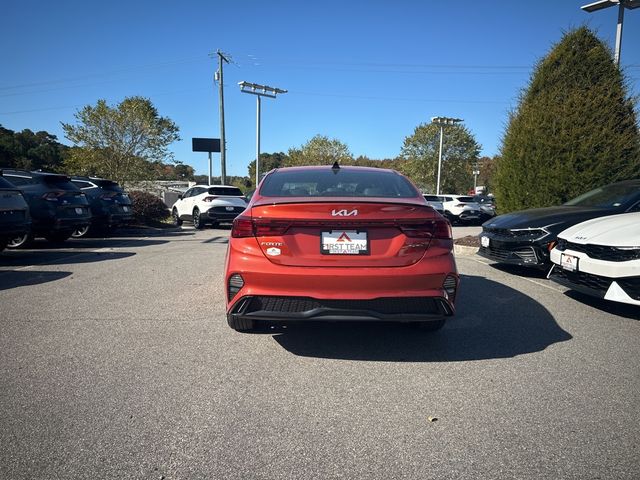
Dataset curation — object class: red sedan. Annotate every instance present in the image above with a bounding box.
[224,165,459,332]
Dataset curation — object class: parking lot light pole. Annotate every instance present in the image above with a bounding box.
[239,81,287,188]
[581,0,640,65]
[431,117,463,195]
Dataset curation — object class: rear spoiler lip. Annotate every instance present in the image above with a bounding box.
[251,198,429,208]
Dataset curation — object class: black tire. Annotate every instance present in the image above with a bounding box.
[193,208,205,229]
[7,233,33,249]
[71,225,91,238]
[227,316,255,332]
[409,319,446,332]
[45,232,72,243]
[172,208,183,226]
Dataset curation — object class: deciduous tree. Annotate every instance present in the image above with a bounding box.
[62,96,180,186]
[400,123,481,194]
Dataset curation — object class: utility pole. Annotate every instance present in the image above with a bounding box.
[216,50,229,185]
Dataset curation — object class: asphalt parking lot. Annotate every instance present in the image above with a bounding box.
[1,226,639,479]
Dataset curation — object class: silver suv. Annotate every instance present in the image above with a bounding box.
[171,185,247,229]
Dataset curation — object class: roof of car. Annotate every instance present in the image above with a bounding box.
[270,165,397,175]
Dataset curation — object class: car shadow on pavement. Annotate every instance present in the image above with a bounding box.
[24,238,168,250]
[564,291,640,320]
[0,270,73,290]
[0,251,135,267]
[489,263,550,279]
[271,274,572,362]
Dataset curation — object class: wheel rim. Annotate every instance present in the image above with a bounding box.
[72,225,90,238]
[8,234,28,248]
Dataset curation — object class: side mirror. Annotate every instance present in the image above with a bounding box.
[178,194,183,200]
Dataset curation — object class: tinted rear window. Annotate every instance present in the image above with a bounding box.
[260,169,419,198]
[457,196,475,202]
[208,187,243,196]
[423,195,440,201]
[44,178,81,190]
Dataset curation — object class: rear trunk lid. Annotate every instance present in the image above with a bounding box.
[243,200,448,267]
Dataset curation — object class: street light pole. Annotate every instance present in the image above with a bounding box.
[581,0,640,65]
[239,81,287,188]
[431,117,463,196]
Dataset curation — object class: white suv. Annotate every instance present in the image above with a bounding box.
[171,185,247,229]
[438,194,482,225]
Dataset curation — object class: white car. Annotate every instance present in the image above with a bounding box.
[423,194,444,214]
[171,185,247,229]
[438,194,482,224]
[548,212,640,306]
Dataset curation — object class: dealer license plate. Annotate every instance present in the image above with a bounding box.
[321,230,369,255]
[560,253,579,272]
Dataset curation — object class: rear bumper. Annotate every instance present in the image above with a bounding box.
[228,295,453,323]
[225,242,459,322]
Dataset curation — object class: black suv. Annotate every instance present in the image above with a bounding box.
[70,176,133,237]
[0,172,31,252]
[2,169,91,247]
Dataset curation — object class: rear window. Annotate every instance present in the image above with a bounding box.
[44,177,80,190]
[208,187,243,196]
[456,196,475,203]
[423,195,440,201]
[260,169,419,198]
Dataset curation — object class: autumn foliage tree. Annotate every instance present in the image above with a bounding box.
[496,27,640,213]
[62,96,180,186]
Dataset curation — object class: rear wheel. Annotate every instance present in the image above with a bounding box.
[409,319,446,332]
[71,225,91,238]
[45,232,72,243]
[7,233,33,249]
[193,208,205,229]
[172,208,183,226]
[227,316,255,332]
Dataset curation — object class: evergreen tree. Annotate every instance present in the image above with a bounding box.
[496,27,640,212]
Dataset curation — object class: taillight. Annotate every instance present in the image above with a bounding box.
[399,219,452,240]
[203,196,218,202]
[253,220,290,236]
[231,216,254,238]
[41,191,65,202]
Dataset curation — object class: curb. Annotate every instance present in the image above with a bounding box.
[454,245,479,256]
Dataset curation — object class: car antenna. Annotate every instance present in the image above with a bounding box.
[331,161,340,174]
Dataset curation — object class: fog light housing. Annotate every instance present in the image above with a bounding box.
[443,275,458,302]
[228,274,244,301]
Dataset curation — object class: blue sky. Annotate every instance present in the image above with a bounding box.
[2,0,639,178]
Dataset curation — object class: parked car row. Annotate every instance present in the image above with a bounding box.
[478,179,640,307]
[0,169,133,251]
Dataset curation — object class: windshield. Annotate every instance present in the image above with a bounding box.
[564,182,639,208]
[260,169,419,198]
